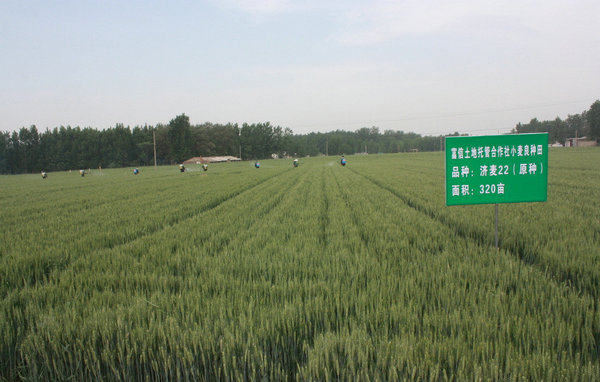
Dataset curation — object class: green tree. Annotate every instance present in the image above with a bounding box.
[191,124,215,156]
[19,125,41,172]
[207,123,240,156]
[110,124,135,167]
[240,122,286,159]
[7,131,22,173]
[132,125,155,166]
[587,100,600,142]
[0,132,9,173]
[168,114,193,163]
[566,113,585,137]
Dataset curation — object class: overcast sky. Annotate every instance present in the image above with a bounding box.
[1,0,599,136]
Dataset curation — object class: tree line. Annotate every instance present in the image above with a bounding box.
[0,114,441,174]
[1,100,599,174]
[512,100,600,143]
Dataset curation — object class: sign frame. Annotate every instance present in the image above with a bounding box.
[445,133,548,206]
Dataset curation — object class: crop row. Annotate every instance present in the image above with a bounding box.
[0,164,289,297]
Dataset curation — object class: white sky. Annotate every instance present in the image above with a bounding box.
[1,0,599,135]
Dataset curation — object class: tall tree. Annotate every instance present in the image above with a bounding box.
[7,131,22,174]
[566,113,585,137]
[168,114,193,163]
[132,125,154,166]
[0,132,9,173]
[19,125,41,172]
[587,100,600,142]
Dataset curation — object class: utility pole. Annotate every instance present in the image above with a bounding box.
[153,127,157,168]
[238,127,242,160]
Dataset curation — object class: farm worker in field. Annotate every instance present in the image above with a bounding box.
[179,164,185,172]
[255,161,260,168]
[340,156,347,166]
[293,159,299,167]
[202,164,208,171]
[79,169,85,177]
[41,171,47,179]
[133,168,139,175]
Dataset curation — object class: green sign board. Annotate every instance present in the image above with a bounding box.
[445,133,548,206]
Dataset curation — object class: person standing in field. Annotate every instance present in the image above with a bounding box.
[293,159,299,167]
[340,156,347,166]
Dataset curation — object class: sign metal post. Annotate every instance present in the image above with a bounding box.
[495,204,498,250]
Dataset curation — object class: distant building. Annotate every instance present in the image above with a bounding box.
[183,156,241,164]
[565,137,597,147]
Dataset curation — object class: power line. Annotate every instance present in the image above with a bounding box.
[289,98,595,132]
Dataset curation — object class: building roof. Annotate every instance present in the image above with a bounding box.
[183,156,241,164]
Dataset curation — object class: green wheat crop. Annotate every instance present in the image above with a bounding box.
[1,151,599,381]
